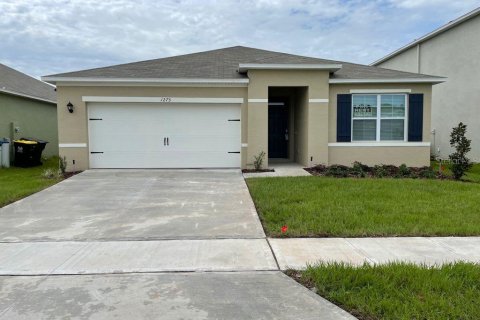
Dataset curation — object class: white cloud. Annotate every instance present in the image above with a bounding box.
[0,0,478,78]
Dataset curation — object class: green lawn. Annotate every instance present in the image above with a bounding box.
[0,157,62,208]
[290,262,480,320]
[246,176,480,237]
[431,161,480,183]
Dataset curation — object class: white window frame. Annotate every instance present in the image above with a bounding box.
[351,93,408,142]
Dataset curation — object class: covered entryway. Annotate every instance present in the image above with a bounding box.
[268,87,308,164]
[87,102,241,168]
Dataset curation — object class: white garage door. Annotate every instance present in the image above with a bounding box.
[87,102,241,168]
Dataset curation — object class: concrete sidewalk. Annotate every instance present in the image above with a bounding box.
[269,237,480,269]
[243,162,311,178]
[0,239,277,275]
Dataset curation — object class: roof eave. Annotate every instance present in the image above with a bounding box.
[372,7,480,66]
[41,77,250,87]
[329,78,447,84]
[238,63,342,73]
[0,88,56,104]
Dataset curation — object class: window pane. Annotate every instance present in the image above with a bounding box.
[353,120,377,141]
[381,94,405,118]
[353,95,377,118]
[380,119,404,140]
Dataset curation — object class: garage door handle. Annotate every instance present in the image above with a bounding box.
[164,137,166,146]
[167,137,169,146]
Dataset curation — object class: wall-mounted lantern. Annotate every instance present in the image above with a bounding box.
[67,101,74,113]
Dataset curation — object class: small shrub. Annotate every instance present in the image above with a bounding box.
[59,156,67,175]
[373,165,388,178]
[352,161,369,177]
[325,165,350,177]
[449,122,472,180]
[42,168,60,179]
[418,167,437,179]
[253,151,266,171]
[398,164,411,177]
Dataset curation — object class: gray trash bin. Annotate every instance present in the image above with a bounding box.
[1,138,10,168]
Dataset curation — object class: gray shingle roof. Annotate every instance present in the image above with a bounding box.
[0,63,56,103]
[44,46,443,81]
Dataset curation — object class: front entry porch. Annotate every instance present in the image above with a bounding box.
[268,87,309,166]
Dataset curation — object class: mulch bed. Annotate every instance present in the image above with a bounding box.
[305,163,449,180]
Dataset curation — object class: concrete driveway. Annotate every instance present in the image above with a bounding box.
[0,169,356,320]
[0,169,264,241]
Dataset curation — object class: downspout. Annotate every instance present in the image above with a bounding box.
[416,44,421,73]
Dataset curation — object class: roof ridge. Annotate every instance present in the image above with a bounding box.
[44,46,245,77]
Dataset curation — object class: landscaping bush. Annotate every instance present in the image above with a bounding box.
[398,164,411,177]
[325,165,350,177]
[352,161,369,177]
[306,162,445,180]
[253,151,266,171]
[373,165,387,178]
[449,122,472,180]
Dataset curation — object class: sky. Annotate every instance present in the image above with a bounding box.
[0,0,479,79]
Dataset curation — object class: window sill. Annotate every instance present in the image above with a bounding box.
[328,142,430,147]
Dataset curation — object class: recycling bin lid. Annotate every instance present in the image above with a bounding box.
[14,139,38,145]
[20,137,48,144]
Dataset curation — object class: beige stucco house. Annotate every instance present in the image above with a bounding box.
[42,46,444,171]
[373,8,480,161]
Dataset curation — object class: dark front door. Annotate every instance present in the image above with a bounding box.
[268,103,288,158]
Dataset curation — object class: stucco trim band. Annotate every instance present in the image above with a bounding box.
[248,99,268,103]
[308,99,329,103]
[350,89,412,93]
[82,97,244,104]
[59,143,87,148]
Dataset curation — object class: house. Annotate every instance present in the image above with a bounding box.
[0,63,58,158]
[372,7,480,162]
[41,46,444,171]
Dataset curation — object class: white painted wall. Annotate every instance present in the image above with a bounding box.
[376,14,480,161]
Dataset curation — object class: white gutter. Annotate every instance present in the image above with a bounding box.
[371,7,480,65]
[329,77,446,84]
[0,88,56,104]
[238,63,342,73]
[41,77,249,86]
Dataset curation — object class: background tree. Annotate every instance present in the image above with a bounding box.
[449,122,472,180]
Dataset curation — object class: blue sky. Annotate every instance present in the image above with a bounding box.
[1,0,479,78]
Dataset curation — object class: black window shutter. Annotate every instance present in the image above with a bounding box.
[337,94,352,142]
[408,94,424,142]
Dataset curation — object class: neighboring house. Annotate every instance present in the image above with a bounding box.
[42,46,444,171]
[0,63,58,157]
[372,7,480,162]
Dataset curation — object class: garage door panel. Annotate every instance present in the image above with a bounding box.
[88,102,241,168]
